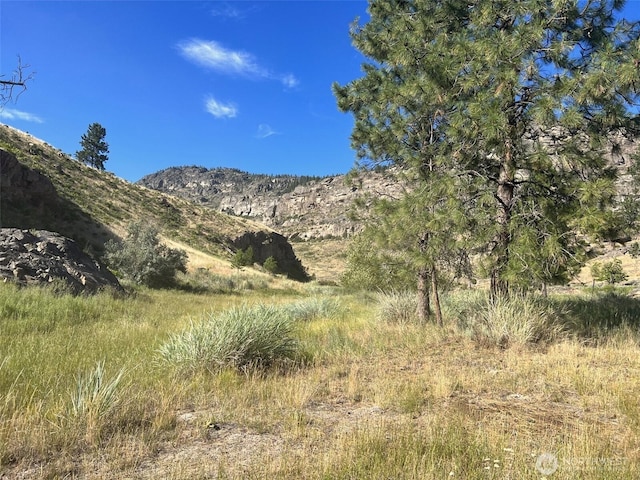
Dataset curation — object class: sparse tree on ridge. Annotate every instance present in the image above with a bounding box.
[76,122,109,170]
[334,0,640,310]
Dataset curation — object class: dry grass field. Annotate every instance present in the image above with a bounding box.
[1,272,640,479]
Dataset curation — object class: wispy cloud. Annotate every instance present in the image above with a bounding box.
[210,3,259,20]
[178,38,299,88]
[256,123,280,139]
[280,73,299,89]
[0,108,43,123]
[205,96,237,119]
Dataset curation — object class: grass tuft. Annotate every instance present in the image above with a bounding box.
[282,296,342,322]
[69,361,125,419]
[446,291,565,347]
[374,291,420,324]
[158,304,302,373]
[68,361,126,445]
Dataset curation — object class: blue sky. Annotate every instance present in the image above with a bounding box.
[0,1,369,182]
[2,1,640,183]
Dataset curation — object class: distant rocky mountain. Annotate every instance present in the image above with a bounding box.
[139,129,639,242]
[138,166,402,240]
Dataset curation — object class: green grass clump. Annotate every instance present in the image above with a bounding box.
[177,269,270,293]
[69,361,125,420]
[68,361,126,445]
[375,291,419,324]
[445,291,565,347]
[158,304,302,373]
[282,296,342,322]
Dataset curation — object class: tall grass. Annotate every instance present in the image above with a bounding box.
[176,269,270,293]
[553,291,640,342]
[442,291,565,346]
[374,290,419,324]
[281,296,342,322]
[158,304,302,373]
[3,280,640,478]
[68,361,126,445]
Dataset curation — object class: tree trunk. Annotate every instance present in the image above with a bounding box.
[491,143,516,299]
[417,266,431,323]
[430,268,443,326]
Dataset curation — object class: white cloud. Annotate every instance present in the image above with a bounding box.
[210,3,259,19]
[210,4,243,19]
[178,39,265,77]
[280,73,299,89]
[0,108,43,123]
[256,123,280,138]
[178,38,299,87]
[205,96,237,119]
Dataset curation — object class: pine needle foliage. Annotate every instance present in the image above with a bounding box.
[76,122,109,170]
[334,0,640,298]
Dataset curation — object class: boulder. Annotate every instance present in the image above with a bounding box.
[0,228,123,293]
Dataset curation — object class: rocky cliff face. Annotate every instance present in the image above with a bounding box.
[138,167,401,240]
[138,130,638,242]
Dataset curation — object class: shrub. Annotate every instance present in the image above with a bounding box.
[231,246,254,269]
[263,256,279,275]
[158,304,301,373]
[104,222,187,288]
[590,258,628,285]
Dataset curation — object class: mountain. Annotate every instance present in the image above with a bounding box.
[138,166,402,240]
[0,124,310,281]
[139,129,640,243]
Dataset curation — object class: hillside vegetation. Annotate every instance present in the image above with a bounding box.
[0,123,272,263]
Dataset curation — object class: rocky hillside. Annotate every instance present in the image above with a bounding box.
[0,124,310,281]
[138,166,402,240]
[139,130,639,242]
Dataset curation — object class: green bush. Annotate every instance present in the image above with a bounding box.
[104,222,187,288]
[231,246,254,269]
[263,256,279,275]
[158,304,301,373]
[590,258,628,285]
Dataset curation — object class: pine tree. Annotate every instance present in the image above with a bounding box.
[334,0,640,303]
[76,122,109,170]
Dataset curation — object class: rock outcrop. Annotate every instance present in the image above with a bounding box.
[232,231,309,282]
[0,228,123,293]
[0,147,57,210]
[138,167,402,240]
